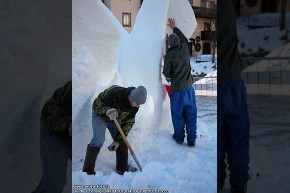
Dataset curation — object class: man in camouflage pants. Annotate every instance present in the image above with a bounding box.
[83,85,147,175]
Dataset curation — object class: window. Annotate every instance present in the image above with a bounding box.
[122,12,131,27]
[201,0,214,8]
[203,43,211,54]
[201,0,209,8]
[204,22,211,31]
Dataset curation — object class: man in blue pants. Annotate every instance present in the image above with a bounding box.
[217,0,250,192]
[163,18,197,147]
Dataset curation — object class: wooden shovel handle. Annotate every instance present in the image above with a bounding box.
[113,119,135,154]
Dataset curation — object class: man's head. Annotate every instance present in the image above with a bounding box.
[129,86,147,108]
[168,33,180,47]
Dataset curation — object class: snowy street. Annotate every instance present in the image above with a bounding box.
[73,95,217,193]
[219,95,290,193]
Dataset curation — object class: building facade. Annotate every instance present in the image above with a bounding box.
[190,0,217,56]
[102,0,141,33]
[102,0,217,57]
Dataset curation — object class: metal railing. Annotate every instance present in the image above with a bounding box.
[241,56,290,127]
[191,6,217,19]
[241,57,290,96]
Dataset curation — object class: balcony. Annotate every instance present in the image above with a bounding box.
[201,30,216,41]
[192,6,217,19]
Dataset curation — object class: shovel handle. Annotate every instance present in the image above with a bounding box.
[113,119,135,155]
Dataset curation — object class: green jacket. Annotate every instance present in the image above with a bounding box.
[163,27,193,91]
[93,85,138,143]
[41,81,72,145]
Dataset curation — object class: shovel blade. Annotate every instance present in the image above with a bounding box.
[131,154,142,172]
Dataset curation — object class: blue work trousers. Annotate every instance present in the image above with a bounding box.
[170,86,197,143]
[217,75,250,187]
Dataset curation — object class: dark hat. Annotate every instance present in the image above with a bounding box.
[168,33,180,47]
[130,86,147,105]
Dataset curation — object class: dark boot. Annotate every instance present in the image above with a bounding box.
[231,185,247,193]
[172,134,183,145]
[116,143,137,175]
[82,144,100,175]
[187,141,195,147]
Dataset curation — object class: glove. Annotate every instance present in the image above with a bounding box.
[106,108,118,120]
[108,141,119,151]
[68,124,72,136]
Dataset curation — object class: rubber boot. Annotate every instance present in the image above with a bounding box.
[82,144,100,175]
[116,143,137,175]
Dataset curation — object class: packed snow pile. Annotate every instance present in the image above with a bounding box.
[237,13,290,56]
[72,0,216,192]
[194,70,217,85]
[244,43,290,72]
[190,58,216,76]
[193,70,217,96]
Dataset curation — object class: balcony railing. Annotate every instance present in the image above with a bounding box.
[192,6,217,19]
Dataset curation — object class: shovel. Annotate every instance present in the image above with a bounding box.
[113,119,142,172]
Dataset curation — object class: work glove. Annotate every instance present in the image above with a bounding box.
[108,141,119,151]
[68,124,72,136]
[106,108,118,120]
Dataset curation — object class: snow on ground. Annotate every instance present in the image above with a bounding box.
[194,70,217,84]
[73,95,217,193]
[237,25,289,55]
[190,55,217,96]
[190,59,216,76]
[237,13,290,55]
[220,96,290,193]
[246,96,290,193]
[244,43,290,72]
[73,0,216,192]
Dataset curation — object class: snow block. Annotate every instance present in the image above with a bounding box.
[72,0,129,170]
[167,0,197,39]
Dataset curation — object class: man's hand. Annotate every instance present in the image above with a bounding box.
[108,141,119,151]
[167,18,176,29]
[68,124,72,136]
[106,108,118,120]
